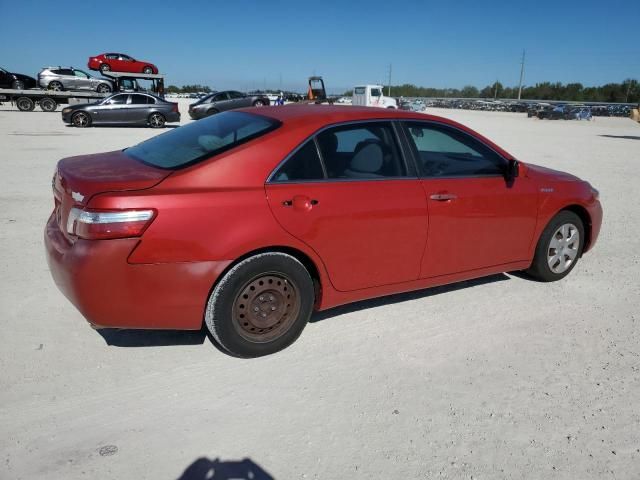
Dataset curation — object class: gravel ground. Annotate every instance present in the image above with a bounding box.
[1,99,639,479]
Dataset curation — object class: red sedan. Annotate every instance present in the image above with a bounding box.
[87,53,158,74]
[44,106,602,357]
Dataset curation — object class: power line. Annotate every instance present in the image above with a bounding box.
[517,49,526,100]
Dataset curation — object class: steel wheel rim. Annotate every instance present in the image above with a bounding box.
[17,99,31,110]
[101,64,110,72]
[74,113,88,127]
[50,83,62,91]
[547,223,580,273]
[42,99,55,111]
[98,84,109,93]
[150,114,163,127]
[232,273,300,343]
[144,67,152,74]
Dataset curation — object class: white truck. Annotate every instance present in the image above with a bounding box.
[352,85,397,109]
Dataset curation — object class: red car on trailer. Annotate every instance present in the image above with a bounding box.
[88,53,158,74]
[44,105,602,357]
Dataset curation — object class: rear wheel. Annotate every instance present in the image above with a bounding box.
[39,97,57,112]
[11,80,24,90]
[525,210,584,282]
[205,252,315,357]
[72,111,91,128]
[142,66,153,74]
[252,99,265,107]
[16,96,35,111]
[99,63,110,73]
[48,81,63,91]
[148,112,165,128]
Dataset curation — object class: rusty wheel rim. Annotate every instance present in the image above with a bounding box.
[232,273,300,343]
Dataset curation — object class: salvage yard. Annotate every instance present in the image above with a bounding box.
[1,101,639,479]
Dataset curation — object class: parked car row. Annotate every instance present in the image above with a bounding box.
[188,90,270,120]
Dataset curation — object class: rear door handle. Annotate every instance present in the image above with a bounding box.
[282,196,319,210]
[429,193,457,201]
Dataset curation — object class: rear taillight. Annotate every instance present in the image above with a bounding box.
[67,208,155,240]
[172,103,179,113]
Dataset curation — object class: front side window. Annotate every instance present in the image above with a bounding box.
[213,93,230,102]
[119,55,133,61]
[316,122,406,179]
[271,140,324,182]
[125,111,280,169]
[106,94,128,105]
[370,88,382,97]
[404,122,506,177]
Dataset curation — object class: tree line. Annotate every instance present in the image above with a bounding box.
[166,84,213,94]
[345,79,639,103]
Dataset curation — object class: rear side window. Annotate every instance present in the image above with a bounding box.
[131,94,154,104]
[125,111,280,169]
[404,122,507,177]
[271,140,324,182]
[316,122,406,179]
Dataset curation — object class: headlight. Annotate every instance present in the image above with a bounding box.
[62,107,72,114]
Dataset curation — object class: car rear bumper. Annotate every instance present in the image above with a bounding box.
[167,112,181,123]
[44,212,229,329]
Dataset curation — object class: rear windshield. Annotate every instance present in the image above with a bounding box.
[125,111,280,169]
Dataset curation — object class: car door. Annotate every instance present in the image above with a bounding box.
[73,69,92,90]
[127,94,153,123]
[401,121,538,278]
[228,90,251,108]
[212,92,232,111]
[265,121,428,292]
[95,94,129,123]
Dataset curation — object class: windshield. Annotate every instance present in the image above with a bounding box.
[125,111,281,169]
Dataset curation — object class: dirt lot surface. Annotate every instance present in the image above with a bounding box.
[1,99,639,479]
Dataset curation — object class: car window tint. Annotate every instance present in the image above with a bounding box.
[228,91,244,99]
[130,94,148,105]
[404,122,506,177]
[59,69,74,76]
[214,93,230,101]
[125,111,280,169]
[108,95,128,105]
[316,123,406,179]
[272,140,324,182]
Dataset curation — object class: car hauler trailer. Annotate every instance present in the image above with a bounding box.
[0,72,166,112]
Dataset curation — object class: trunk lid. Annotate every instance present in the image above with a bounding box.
[53,150,171,242]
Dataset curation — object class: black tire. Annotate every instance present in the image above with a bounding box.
[16,96,35,111]
[11,80,24,90]
[142,66,153,74]
[72,111,92,128]
[39,97,57,112]
[205,252,315,358]
[148,112,165,128]
[96,83,111,93]
[525,210,585,282]
[99,63,110,73]
[48,81,63,91]
[252,99,265,107]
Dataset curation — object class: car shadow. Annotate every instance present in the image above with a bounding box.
[64,124,179,129]
[176,457,274,480]
[96,327,206,347]
[310,273,510,323]
[96,274,511,347]
[599,134,640,140]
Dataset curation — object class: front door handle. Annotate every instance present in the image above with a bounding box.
[282,196,319,211]
[429,193,457,201]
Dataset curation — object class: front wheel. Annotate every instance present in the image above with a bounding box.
[205,252,315,357]
[525,210,584,282]
[16,96,35,111]
[72,111,91,128]
[148,112,165,128]
[96,83,111,93]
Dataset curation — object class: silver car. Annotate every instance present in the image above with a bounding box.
[38,67,113,93]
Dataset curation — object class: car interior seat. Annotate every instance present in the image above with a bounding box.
[344,143,384,178]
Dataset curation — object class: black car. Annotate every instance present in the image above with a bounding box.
[0,66,37,90]
[61,92,180,128]
[188,90,270,120]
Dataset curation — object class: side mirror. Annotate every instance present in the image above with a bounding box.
[506,159,519,179]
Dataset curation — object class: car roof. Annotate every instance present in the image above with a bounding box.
[246,104,514,159]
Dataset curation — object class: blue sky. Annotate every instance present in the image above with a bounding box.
[1,0,638,93]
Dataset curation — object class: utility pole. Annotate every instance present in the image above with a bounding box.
[494,80,498,100]
[517,49,526,100]
[387,64,392,97]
